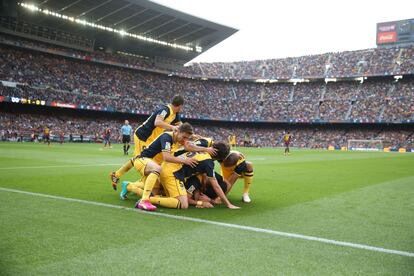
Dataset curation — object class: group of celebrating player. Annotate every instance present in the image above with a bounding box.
[109,95,253,211]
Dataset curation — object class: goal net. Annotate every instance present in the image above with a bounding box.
[347,139,383,151]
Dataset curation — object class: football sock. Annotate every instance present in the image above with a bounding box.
[150,196,181,209]
[129,186,143,197]
[141,171,160,200]
[123,145,126,154]
[115,159,133,178]
[127,181,144,196]
[126,145,130,152]
[243,171,254,194]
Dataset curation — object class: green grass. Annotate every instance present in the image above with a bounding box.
[0,142,413,275]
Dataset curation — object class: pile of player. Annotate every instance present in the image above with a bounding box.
[109,95,253,211]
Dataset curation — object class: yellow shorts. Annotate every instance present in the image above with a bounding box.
[160,173,186,198]
[132,157,162,192]
[152,153,163,166]
[132,156,152,176]
[133,134,146,157]
[133,134,164,165]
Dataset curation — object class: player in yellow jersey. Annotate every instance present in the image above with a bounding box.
[121,142,239,209]
[116,123,198,211]
[219,151,254,203]
[109,95,184,188]
[43,126,50,146]
[228,134,236,148]
[171,146,239,209]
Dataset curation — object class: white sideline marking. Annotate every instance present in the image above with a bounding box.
[0,163,121,170]
[0,187,413,258]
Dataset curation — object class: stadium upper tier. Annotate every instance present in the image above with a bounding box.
[1,33,413,80]
[179,46,413,80]
[0,36,413,124]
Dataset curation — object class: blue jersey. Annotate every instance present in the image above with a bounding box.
[173,152,215,181]
[140,132,174,159]
[173,137,213,157]
[135,104,181,142]
[121,125,132,136]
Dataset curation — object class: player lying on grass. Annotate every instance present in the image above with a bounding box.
[219,151,254,203]
[185,173,231,208]
[120,142,240,209]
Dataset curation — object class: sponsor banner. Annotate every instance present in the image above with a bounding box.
[1,81,17,88]
[377,22,396,32]
[0,96,4,102]
[51,102,77,109]
[377,31,397,44]
[350,147,381,151]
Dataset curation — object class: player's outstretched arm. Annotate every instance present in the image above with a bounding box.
[184,141,217,156]
[162,152,198,167]
[187,193,214,208]
[207,176,239,209]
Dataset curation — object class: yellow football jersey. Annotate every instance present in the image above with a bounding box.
[220,151,247,179]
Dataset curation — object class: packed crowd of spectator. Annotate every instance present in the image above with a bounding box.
[1,45,413,123]
[2,32,413,80]
[1,112,412,150]
[0,112,123,143]
[179,46,413,79]
[0,33,181,72]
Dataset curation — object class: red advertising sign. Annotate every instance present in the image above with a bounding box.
[0,96,4,102]
[377,32,397,44]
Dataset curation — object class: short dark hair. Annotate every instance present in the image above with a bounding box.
[222,151,239,166]
[171,94,184,107]
[178,122,193,135]
[212,142,230,162]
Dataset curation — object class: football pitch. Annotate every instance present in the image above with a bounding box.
[0,142,413,275]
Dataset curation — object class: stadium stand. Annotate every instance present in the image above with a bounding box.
[1,40,413,123]
[178,46,413,79]
[0,10,413,151]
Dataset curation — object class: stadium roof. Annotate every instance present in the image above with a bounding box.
[8,0,238,62]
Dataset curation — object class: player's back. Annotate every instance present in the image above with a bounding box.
[171,152,214,181]
[135,104,180,142]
